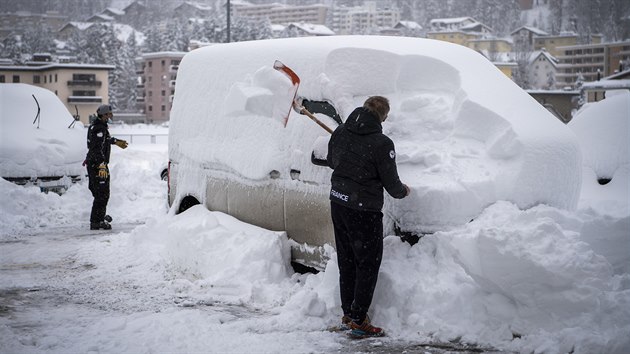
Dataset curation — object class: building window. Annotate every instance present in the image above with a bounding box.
[55,74,57,82]
[33,75,41,84]
[148,62,152,67]
[13,75,20,83]
[0,75,5,83]
[149,105,153,111]
[49,74,52,82]
[161,105,166,111]
[149,91,152,97]
[161,90,165,96]
[73,73,96,82]
[44,75,47,83]
[161,60,165,67]
[72,90,96,96]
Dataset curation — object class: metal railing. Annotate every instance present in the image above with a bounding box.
[110,133,168,144]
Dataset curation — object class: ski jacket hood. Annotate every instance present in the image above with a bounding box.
[344,107,383,135]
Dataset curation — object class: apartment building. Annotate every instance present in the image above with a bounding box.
[533,32,602,57]
[230,2,328,25]
[135,52,186,123]
[555,41,630,87]
[0,55,113,124]
[331,1,400,35]
[426,17,493,46]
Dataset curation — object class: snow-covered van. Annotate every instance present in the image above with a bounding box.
[168,36,581,269]
[0,84,85,193]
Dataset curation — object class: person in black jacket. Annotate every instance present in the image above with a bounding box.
[85,104,128,230]
[326,96,409,338]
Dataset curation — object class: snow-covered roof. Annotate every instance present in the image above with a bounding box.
[288,23,334,36]
[0,63,115,71]
[62,21,94,31]
[395,21,422,30]
[87,14,115,22]
[430,17,474,25]
[104,7,125,16]
[460,21,493,33]
[141,51,187,59]
[511,26,549,36]
[177,1,213,11]
[603,69,630,80]
[528,49,558,66]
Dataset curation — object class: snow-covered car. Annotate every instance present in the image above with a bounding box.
[168,36,581,269]
[0,84,86,193]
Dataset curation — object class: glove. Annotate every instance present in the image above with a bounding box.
[98,163,109,179]
[114,139,128,149]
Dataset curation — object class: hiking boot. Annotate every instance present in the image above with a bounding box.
[104,215,112,223]
[348,315,385,338]
[340,315,352,330]
[90,221,112,230]
[327,315,353,332]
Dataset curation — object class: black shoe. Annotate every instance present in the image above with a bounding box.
[90,221,112,230]
[104,215,112,223]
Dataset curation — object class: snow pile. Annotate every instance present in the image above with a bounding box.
[0,84,86,179]
[569,91,629,216]
[0,127,628,353]
[0,144,167,238]
[170,36,581,232]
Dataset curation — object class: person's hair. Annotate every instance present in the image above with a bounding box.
[363,96,389,121]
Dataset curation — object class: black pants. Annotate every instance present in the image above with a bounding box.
[87,164,110,223]
[330,201,383,322]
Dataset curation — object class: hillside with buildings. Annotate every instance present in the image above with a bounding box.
[1,0,628,123]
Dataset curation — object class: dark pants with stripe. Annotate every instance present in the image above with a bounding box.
[330,201,383,323]
[87,163,110,224]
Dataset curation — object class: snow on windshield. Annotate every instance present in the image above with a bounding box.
[170,36,581,232]
[0,83,86,178]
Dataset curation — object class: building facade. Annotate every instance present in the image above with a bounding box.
[231,2,328,26]
[533,33,602,57]
[330,1,400,35]
[528,49,558,89]
[555,41,630,87]
[135,52,186,123]
[0,58,113,124]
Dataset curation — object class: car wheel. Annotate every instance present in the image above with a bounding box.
[178,196,200,214]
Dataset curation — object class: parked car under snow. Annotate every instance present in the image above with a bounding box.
[168,36,581,269]
[0,84,86,193]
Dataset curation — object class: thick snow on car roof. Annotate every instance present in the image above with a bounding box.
[170,36,581,232]
[0,83,86,179]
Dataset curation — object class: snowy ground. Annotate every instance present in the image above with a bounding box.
[1,137,629,353]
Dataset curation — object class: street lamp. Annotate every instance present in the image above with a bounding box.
[227,0,231,43]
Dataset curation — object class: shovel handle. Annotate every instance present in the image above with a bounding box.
[292,100,334,134]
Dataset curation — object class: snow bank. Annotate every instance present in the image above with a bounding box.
[0,126,627,353]
[569,91,629,215]
[170,36,581,232]
[0,84,86,179]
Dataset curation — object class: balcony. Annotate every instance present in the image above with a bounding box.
[169,65,179,72]
[67,80,102,87]
[136,97,145,103]
[67,96,102,104]
[169,80,176,88]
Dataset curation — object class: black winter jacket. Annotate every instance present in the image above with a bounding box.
[326,107,407,212]
[86,118,117,166]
